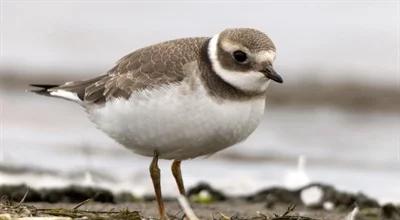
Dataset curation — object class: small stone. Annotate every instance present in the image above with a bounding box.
[187,182,226,201]
[323,201,334,211]
[300,186,323,207]
[0,214,11,220]
[114,192,138,203]
[382,203,400,220]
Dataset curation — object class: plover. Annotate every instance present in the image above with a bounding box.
[31,28,283,219]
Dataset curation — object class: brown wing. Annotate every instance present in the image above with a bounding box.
[56,37,207,104]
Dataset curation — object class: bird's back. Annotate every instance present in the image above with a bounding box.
[32,37,209,105]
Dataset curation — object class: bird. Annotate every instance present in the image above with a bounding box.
[31,28,283,219]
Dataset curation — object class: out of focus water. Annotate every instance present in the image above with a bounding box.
[1,1,399,87]
[1,1,399,204]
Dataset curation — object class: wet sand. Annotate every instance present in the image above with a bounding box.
[0,183,399,219]
[27,201,349,220]
[0,200,395,220]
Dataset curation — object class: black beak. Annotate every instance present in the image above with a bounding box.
[260,66,283,83]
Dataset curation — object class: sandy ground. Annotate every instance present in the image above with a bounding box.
[1,201,352,220]
[1,182,399,220]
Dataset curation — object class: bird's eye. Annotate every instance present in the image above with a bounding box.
[232,50,248,63]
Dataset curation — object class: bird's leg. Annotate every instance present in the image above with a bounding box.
[171,160,186,195]
[150,151,167,220]
[172,160,200,220]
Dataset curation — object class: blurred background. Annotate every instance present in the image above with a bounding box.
[1,1,399,203]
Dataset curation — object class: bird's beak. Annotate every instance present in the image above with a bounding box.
[260,66,283,83]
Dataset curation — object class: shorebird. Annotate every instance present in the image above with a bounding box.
[31,28,283,219]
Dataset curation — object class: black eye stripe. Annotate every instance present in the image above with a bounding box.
[232,50,248,63]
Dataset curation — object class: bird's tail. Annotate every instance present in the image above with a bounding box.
[30,75,106,103]
[30,83,82,102]
[30,84,60,96]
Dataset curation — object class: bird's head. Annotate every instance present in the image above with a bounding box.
[208,28,283,94]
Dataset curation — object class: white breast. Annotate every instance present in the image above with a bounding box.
[87,81,266,160]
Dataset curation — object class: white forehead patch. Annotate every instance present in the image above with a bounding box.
[208,34,270,93]
[220,39,276,63]
[255,50,276,63]
[220,39,250,54]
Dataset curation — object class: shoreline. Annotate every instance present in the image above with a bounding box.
[0,182,399,219]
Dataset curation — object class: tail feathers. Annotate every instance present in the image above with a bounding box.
[30,84,60,96]
[30,84,81,102]
[30,75,107,103]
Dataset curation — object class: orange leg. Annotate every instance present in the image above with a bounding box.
[149,151,167,220]
[171,160,186,195]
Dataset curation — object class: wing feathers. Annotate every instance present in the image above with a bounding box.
[31,37,208,105]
